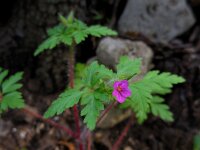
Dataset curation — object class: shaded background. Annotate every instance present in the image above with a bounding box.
[0,0,200,149]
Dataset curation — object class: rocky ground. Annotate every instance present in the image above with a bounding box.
[0,0,200,149]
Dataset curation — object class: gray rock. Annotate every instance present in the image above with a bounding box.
[96,37,153,73]
[118,0,195,42]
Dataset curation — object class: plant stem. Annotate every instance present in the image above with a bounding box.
[82,101,117,146]
[22,107,76,138]
[96,101,117,125]
[111,116,134,150]
[87,131,92,150]
[68,42,82,150]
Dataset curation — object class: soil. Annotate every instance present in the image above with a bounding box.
[0,0,200,150]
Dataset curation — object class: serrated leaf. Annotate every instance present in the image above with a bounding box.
[44,89,82,118]
[0,68,24,114]
[143,71,185,94]
[81,94,104,130]
[83,62,99,87]
[60,34,73,45]
[47,24,65,36]
[0,92,24,111]
[121,81,151,123]
[86,25,117,37]
[0,70,8,85]
[73,30,88,44]
[83,61,115,88]
[98,64,115,79]
[117,56,141,79]
[150,96,174,122]
[34,36,61,56]
[2,72,23,94]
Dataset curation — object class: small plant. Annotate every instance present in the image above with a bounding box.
[34,11,117,56]
[0,68,24,114]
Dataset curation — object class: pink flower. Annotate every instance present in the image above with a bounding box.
[112,80,132,103]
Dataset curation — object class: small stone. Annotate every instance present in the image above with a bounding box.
[96,37,153,73]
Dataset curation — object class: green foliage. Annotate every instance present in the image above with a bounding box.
[194,133,200,150]
[143,71,185,94]
[121,60,185,123]
[80,92,105,130]
[0,68,24,114]
[44,56,185,130]
[44,89,83,118]
[44,60,113,130]
[117,56,141,79]
[121,81,152,123]
[34,12,117,56]
[150,96,173,122]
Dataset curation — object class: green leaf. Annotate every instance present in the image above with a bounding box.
[83,62,99,87]
[150,96,174,122]
[0,68,24,114]
[81,93,104,130]
[59,14,69,26]
[60,34,73,45]
[98,64,115,79]
[0,92,24,111]
[47,24,65,36]
[117,56,141,79]
[75,63,86,79]
[73,30,88,44]
[34,36,61,56]
[2,72,23,94]
[44,89,82,118]
[86,25,117,37]
[194,133,200,150]
[66,11,74,25]
[82,61,115,88]
[0,70,8,85]
[121,81,151,123]
[143,71,185,94]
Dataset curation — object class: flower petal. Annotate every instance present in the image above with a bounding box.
[121,88,132,97]
[112,89,119,97]
[116,94,126,103]
[112,90,126,103]
[113,81,121,88]
[120,80,129,88]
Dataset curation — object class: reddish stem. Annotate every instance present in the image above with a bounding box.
[68,42,82,150]
[87,131,92,150]
[96,101,117,125]
[111,116,134,150]
[22,107,76,138]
